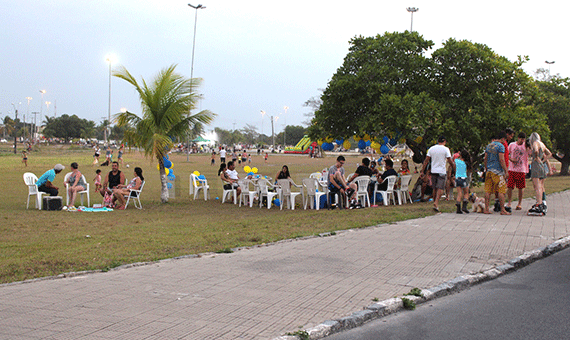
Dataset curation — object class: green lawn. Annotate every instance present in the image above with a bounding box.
[1,143,568,284]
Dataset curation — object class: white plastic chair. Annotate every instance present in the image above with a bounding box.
[190,173,210,200]
[64,173,90,207]
[302,178,326,210]
[398,175,413,204]
[354,176,371,207]
[124,181,145,209]
[257,178,279,209]
[23,172,47,210]
[277,179,302,210]
[374,175,397,206]
[238,179,257,207]
[221,180,237,204]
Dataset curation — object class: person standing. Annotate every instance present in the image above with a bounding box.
[483,132,510,215]
[506,132,528,211]
[455,150,472,214]
[528,132,553,215]
[36,164,65,196]
[219,147,226,164]
[421,136,455,212]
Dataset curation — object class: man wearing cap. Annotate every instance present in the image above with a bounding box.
[36,164,65,196]
[421,136,455,212]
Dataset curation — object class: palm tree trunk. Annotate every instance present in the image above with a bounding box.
[158,166,169,203]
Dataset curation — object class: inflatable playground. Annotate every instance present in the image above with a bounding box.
[284,136,317,154]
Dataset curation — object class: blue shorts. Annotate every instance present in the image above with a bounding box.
[455,177,469,188]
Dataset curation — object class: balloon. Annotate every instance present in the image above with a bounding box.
[334,139,343,146]
[353,135,361,141]
[198,175,206,180]
[168,174,175,181]
[248,172,254,176]
[274,198,281,207]
[167,182,173,189]
[252,167,258,174]
[244,166,251,173]
[343,140,351,150]
[383,136,389,144]
[157,164,160,170]
[390,138,397,146]
[193,171,200,176]
[363,134,371,141]
[325,137,333,143]
[365,140,371,147]
[380,144,390,154]
[163,159,172,168]
[358,140,366,150]
[317,139,323,146]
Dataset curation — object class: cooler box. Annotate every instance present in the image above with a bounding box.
[42,196,63,211]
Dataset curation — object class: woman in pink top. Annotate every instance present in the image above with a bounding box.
[506,132,529,210]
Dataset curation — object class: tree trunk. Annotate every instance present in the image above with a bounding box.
[159,165,169,203]
[553,152,570,176]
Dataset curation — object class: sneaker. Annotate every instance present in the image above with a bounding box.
[504,206,512,213]
[541,202,547,214]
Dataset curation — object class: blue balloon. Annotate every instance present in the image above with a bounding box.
[198,174,206,180]
[389,138,397,146]
[168,174,175,181]
[383,136,389,144]
[365,140,371,147]
[167,182,173,189]
[358,140,366,150]
[334,139,343,145]
[163,159,172,168]
[248,172,254,176]
[380,144,390,154]
[274,199,281,207]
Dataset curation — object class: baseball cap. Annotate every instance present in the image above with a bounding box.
[54,164,65,171]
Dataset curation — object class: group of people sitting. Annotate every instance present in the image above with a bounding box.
[327,155,411,208]
[36,161,144,210]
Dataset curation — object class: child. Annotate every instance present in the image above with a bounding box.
[22,151,28,167]
[455,149,472,214]
[264,152,268,163]
[211,152,216,166]
[94,169,102,192]
[248,154,252,164]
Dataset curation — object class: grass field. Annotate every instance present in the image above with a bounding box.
[1,143,568,284]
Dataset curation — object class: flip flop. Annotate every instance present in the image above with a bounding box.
[515,206,522,210]
[433,206,440,213]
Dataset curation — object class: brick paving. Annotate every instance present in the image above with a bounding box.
[1,191,569,339]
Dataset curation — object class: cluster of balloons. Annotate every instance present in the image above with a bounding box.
[244,166,258,177]
[157,155,176,181]
[316,133,408,155]
[192,170,206,184]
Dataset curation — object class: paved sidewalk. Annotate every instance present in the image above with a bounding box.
[1,191,569,339]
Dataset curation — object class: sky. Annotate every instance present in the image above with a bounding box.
[1,0,568,136]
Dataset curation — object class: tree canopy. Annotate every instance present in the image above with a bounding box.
[308,31,548,164]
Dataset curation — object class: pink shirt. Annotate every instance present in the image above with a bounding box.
[508,142,528,173]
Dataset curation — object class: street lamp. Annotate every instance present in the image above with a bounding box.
[187,3,206,162]
[11,103,20,154]
[545,61,555,78]
[38,90,46,142]
[282,106,289,146]
[105,53,117,144]
[26,96,32,140]
[45,101,51,117]
[406,7,419,32]
[260,110,266,136]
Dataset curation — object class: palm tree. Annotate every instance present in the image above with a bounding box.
[114,64,215,203]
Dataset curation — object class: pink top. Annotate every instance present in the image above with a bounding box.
[508,142,528,173]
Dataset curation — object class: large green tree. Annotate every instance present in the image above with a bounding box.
[309,31,548,165]
[114,64,215,203]
[533,76,570,175]
[42,114,92,141]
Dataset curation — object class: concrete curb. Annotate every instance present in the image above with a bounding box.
[273,235,570,340]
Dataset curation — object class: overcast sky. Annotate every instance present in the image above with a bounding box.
[1,0,567,135]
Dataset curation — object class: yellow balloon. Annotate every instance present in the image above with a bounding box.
[244,166,251,173]
[363,134,371,141]
[165,168,170,175]
[317,139,323,146]
[343,140,351,149]
[353,135,361,141]
[371,141,380,150]
[252,167,258,174]
[193,170,200,176]
[325,137,333,143]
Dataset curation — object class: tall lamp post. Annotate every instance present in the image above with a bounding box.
[260,110,266,146]
[187,3,206,162]
[282,106,288,147]
[406,7,419,32]
[105,54,117,144]
[38,90,46,143]
[26,96,32,140]
[11,103,20,154]
[545,61,555,78]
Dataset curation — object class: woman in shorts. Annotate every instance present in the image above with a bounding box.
[454,150,472,214]
[528,132,553,214]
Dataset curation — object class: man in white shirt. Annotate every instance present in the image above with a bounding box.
[220,148,227,164]
[421,136,455,212]
[225,161,241,196]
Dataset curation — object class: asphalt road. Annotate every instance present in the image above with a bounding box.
[326,247,570,340]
